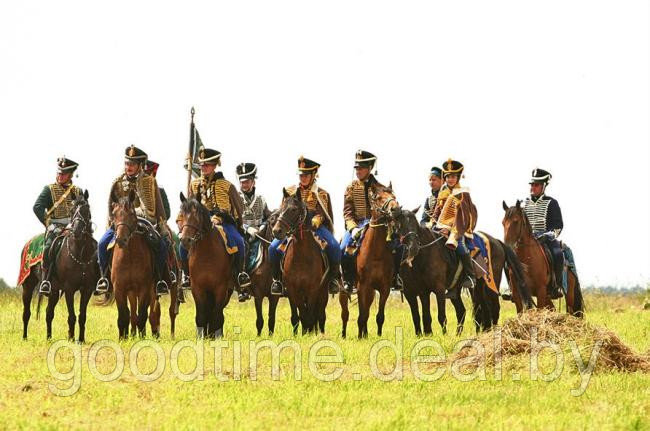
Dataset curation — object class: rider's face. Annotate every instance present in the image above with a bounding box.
[240,178,254,192]
[530,182,544,197]
[355,166,370,181]
[299,173,313,187]
[445,174,458,187]
[201,163,216,176]
[429,175,442,191]
[56,172,72,185]
[124,161,140,177]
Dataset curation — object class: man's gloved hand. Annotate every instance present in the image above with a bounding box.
[539,231,556,242]
[135,207,145,218]
[311,215,322,230]
[351,227,362,240]
[247,226,259,237]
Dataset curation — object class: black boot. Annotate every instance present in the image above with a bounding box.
[341,256,356,294]
[270,262,284,296]
[549,256,564,299]
[39,262,53,297]
[328,265,343,294]
[459,254,477,290]
[234,255,251,302]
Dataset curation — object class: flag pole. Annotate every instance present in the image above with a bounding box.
[186,107,195,196]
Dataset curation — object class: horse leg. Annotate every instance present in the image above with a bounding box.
[318,299,326,334]
[149,297,161,339]
[290,304,300,336]
[254,295,264,337]
[375,288,389,337]
[450,295,466,336]
[136,290,149,338]
[115,289,130,339]
[22,276,36,340]
[127,290,138,337]
[214,303,225,339]
[64,290,76,341]
[78,287,93,343]
[339,293,349,339]
[299,304,311,335]
[45,290,60,340]
[434,293,447,335]
[193,291,208,338]
[208,295,220,339]
[356,286,373,339]
[169,283,178,339]
[404,292,422,336]
[268,295,279,336]
[420,292,433,336]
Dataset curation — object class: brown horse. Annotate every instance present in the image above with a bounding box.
[111,191,161,339]
[502,200,584,317]
[179,193,234,338]
[340,183,398,338]
[22,191,99,342]
[250,211,281,336]
[392,207,533,334]
[272,189,328,335]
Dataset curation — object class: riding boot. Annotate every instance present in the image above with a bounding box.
[328,265,343,294]
[181,259,191,290]
[234,255,251,302]
[154,263,170,297]
[270,262,284,296]
[390,247,404,291]
[39,261,53,297]
[549,256,564,299]
[95,266,110,295]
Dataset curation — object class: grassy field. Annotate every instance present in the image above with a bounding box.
[0,288,649,430]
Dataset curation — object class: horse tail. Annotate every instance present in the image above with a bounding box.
[501,241,535,309]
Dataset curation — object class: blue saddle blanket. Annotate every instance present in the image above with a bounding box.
[467,234,488,258]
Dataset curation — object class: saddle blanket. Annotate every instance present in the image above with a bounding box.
[469,232,498,295]
[17,233,44,286]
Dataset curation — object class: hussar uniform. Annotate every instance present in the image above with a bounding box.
[523,168,566,298]
[420,166,442,228]
[178,146,251,301]
[236,163,271,272]
[269,157,342,295]
[96,145,171,296]
[32,157,83,295]
[339,150,403,292]
[432,159,478,298]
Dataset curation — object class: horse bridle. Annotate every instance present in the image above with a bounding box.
[276,200,307,236]
[180,218,205,244]
[507,207,527,250]
[66,202,96,267]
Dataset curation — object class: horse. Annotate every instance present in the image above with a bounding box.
[250,211,281,336]
[111,190,161,339]
[391,207,533,334]
[179,193,234,338]
[502,200,584,317]
[23,190,99,342]
[339,182,398,338]
[271,189,328,335]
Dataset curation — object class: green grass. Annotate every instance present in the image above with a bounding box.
[0,289,648,430]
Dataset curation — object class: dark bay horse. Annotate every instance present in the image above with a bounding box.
[250,211,280,336]
[179,193,234,338]
[111,191,161,339]
[23,191,99,342]
[340,183,398,338]
[272,189,328,335]
[392,208,533,334]
[502,201,584,317]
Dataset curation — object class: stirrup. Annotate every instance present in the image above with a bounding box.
[238,290,251,302]
[237,272,252,289]
[177,289,186,303]
[39,280,52,296]
[156,280,169,295]
[181,273,191,290]
[169,271,177,285]
[328,279,341,294]
[95,278,109,294]
[391,274,404,291]
[270,280,284,296]
[343,281,356,295]
[461,276,476,290]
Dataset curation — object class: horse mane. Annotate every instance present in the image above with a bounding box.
[180,197,213,232]
[505,204,533,236]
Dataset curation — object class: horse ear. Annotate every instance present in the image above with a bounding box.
[388,181,393,191]
[282,187,289,199]
[128,189,136,203]
[412,205,421,214]
[502,200,508,212]
[295,189,302,201]
[83,189,89,201]
[515,199,521,209]
[180,192,186,203]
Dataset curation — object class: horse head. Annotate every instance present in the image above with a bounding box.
[502,199,529,247]
[272,188,307,240]
[179,192,210,250]
[390,206,421,267]
[113,190,138,248]
[71,189,92,239]
[369,182,399,223]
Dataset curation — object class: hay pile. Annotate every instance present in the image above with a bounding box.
[453,309,650,373]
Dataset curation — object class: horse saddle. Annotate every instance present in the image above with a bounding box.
[445,232,499,294]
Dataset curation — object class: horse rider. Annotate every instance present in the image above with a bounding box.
[432,159,478,300]
[420,166,443,228]
[237,162,271,271]
[33,157,83,296]
[144,159,171,221]
[179,146,252,302]
[269,156,342,296]
[96,145,171,296]
[523,168,564,299]
[340,150,403,293]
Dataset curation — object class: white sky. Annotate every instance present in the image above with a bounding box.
[1,1,648,287]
